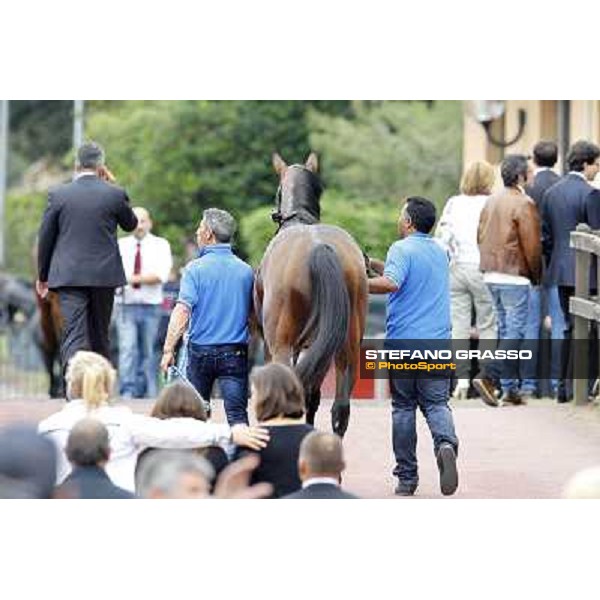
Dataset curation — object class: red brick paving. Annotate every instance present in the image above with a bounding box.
[2,396,600,499]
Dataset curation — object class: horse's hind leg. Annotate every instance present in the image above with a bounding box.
[332,361,354,437]
[332,309,363,436]
[306,388,321,425]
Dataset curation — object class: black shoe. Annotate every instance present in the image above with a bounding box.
[556,381,571,403]
[395,481,417,496]
[437,443,458,496]
[473,377,499,407]
[500,390,525,406]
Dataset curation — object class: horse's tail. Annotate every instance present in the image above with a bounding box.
[296,243,350,392]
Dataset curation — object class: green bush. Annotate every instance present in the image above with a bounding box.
[4,191,46,279]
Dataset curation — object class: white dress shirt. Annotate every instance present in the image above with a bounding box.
[38,400,231,491]
[569,171,587,181]
[118,233,173,305]
[302,477,340,489]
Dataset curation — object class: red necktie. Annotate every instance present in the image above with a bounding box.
[133,241,142,289]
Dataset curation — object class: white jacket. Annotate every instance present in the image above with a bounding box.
[38,400,231,492]
[435,194,489,266]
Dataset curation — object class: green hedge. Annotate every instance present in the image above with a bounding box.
[4,191,46,279]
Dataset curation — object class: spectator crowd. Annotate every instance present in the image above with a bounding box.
[1,354,356,499]
[436,139,600,407]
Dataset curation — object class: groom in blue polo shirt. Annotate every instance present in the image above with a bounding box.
[160,208,254,425]
[368,197,459,496]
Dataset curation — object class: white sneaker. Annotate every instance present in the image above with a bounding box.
[452,379,469,400]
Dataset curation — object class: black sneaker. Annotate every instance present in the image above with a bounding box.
[473,377,499,407]
[394,481,417,496]
[437,443,458,496]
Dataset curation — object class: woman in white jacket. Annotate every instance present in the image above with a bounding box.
[436,161,498,399]
[38,351,268,492]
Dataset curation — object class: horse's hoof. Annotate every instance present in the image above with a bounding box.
[331,403,350,438]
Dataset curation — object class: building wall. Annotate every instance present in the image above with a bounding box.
[463,101,600,179]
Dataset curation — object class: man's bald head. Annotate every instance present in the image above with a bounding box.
[298,431,346,481]
[133,206,152,239]
[66,419,110,468]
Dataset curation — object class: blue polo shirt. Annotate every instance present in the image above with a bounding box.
[178,244,254,345]
[384,232,451,340]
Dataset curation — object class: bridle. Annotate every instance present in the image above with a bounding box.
[271,183,299,228]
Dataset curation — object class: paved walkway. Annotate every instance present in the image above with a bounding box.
[1,396,599,498]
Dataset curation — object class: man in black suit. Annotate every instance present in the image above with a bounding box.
[542,140,600,402]
[283,431,358,499]
[527,141,561,211]
[36,142,138,374]
[521,141,561,400]
[58,419,134,499]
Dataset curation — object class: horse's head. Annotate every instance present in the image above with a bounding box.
[271,152,322,228]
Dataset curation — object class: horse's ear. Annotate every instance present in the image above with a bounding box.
[305,152,319,173]
[272,152,287,176]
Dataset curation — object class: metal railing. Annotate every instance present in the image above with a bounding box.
[0,325,48,400]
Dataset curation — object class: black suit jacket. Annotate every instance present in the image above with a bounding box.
[38,174,137,288]
[583,186,600,230]
[526,169,560,284]
[60,466,135,499]
[283,483,358,499]
[541,173,596,288]
[526,169,560,212]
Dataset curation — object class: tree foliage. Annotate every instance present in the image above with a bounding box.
[5,192,46,278]
[7,101,73,185]
[308,101,462,210]
[85,101,350,259]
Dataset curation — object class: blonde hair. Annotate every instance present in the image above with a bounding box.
[65,351,116,409]
[460,160,495,196]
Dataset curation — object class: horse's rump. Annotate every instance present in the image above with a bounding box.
[257,224,367,389]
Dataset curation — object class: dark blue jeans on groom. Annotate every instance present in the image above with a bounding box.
[390,376,459,487]
[186,342,249,425]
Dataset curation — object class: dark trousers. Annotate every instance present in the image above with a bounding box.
[389,376,458,486]
[56,287,116,374]
[187,342,249,425]
[558,285,598,397]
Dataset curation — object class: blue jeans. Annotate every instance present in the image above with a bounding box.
[117,304,161,398]
[187,343,249,425]
[521,285,565,395]
[486,283,530,394]
[390,377,458,486]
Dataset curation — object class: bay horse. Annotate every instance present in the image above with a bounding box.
[35,291,65,398]
[254,152,367,437]
[30,243,65,398]
[0,272,64,397]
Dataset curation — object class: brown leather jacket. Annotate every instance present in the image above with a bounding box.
[477,187,542,285]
